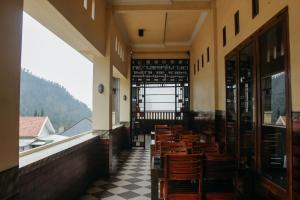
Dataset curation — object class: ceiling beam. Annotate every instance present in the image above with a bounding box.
[113,1,211,13]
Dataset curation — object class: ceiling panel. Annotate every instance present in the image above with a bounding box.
[165,11,201,43]
[113,1,210,47]
[117,12,166,44]
[108,0,211,5]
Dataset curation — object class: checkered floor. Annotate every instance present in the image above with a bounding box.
[80,148,151,200]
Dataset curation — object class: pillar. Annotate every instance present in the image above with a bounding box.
[92,56,113,131]
[119,75,130,123]
[0,0,23,199]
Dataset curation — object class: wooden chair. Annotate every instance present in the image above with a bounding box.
[156,133,173,142]
[181,134,201,149]
[192,143,219,154]
[181,130,194,135]
[169,141,187,154]
[157,130,173,135]
[203,154,237,200]
[162,154,203,200]
[170,124,183,130]
[159,141,187,157]
[155,134,174,154]
[155,124,169,130]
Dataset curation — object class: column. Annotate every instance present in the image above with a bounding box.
[0,0,23,199]
[92,56,113,131]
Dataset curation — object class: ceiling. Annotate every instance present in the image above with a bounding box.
[108,0,211,5]
[110,0,210,49]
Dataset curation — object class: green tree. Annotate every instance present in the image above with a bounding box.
[20,69,91,130]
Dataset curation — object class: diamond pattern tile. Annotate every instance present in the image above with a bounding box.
[80,148,151,199]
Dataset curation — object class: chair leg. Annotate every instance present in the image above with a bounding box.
[164,181,168,200]
[159,180,164,199]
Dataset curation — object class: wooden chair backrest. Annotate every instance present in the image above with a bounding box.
[169,141,187,154]
[204,154,236,180]
[156,130,172,135]
[159,141,187,156]
[180,130,194,135]
[155,134,173,154]
[155,124,169,130]
[180,135,201,148]
[155,133,173,142]
[170,124,183,129]
[193,143,219,154]
[181,134,201,141]
[165,154,203,180]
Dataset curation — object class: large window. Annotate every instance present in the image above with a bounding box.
[239,42,255,169]
[225,55,237,155]
[20,12,93,152]
[259,21,287,188]
[112,78,120,125]
[132,83,187,114]
[145,86,176,111]
[131,59,189,121]
[225,10,290,194]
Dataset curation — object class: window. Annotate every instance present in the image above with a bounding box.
[197,59,200,72]
[20,12,93,152]
[234,11,240,35]
[131,59,190,122]
[122,50,125,62]
[207,47,210,62]
[112,78,120,125]
[91,0,95,20]
[201,54,204,68]
[83,0,88,10]
[239,42,255,168]
[223,26,227,46]
[252,0,259,18]
[194,64,196,75]
[225,55,237,154]
[224,10,290,194]
[145,87,176,111]
[259,21,287,188]
[115,37,118,52]
[120,47,122,59]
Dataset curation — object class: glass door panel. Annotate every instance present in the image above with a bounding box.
[226,55,237,155]
[239,43,255,169]
[259,21,287,189]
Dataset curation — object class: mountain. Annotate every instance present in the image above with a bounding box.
[20,69,92,131]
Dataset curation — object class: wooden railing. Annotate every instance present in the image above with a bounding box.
[135,111,183,121]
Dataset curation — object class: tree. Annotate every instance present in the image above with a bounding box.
[20,69,91,130]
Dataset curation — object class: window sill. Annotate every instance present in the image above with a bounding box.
[19,131,98,168]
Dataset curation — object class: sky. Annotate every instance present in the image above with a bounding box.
[21,12,93,109]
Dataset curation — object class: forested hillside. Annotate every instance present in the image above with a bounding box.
[20,69,91,130]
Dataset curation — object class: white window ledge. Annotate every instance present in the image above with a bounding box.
[19,131,98,168]
[19,124,126,168]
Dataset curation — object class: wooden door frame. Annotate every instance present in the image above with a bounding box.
[224,7,292,199]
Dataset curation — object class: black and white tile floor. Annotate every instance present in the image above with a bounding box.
[80,148,151,200]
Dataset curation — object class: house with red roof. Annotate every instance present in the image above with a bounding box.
[19,117,67,152]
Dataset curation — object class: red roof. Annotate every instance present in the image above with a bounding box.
[19,117,47,137]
